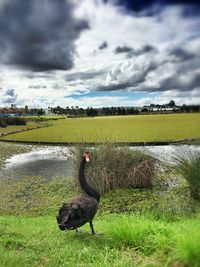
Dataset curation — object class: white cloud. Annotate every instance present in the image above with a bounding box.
[0,1,200,107]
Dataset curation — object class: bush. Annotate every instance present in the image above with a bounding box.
[0,118,7,127]
[5,117,26,126]
[0,117,26,127]
[173,152,200,199]
[73,143,156,195]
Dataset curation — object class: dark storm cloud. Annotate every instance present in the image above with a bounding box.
[96,68,200,93]
[127,45,155,57]
[114,45,155,56]
[95,60,158,91]
[114,45,156,58]
[178,56,200,73]
[93,42,200,94]
[5,89,15,97]
[160,71,200,91]
[29,85,47,89]
[94,82,134,92]
[169,47,195,61]
[0,0,88,72]
[66,69,106,82]
[166,0,200,4]
[114,46,133,54]
[3,89,17,103]
[104,0,157,12]
[99,41,108,50]
[106,0,200,12]
[25,72,54,80]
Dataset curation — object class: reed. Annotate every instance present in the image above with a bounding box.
[73,143,156,194]
[173,151,200,199]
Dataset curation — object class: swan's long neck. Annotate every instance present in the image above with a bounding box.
[79,157,100,202]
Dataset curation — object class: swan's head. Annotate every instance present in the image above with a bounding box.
[84,151,90,162]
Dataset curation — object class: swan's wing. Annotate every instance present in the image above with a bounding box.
[66,202,88,229]
[56,203,70,224]
[67,197,98,229]
[57,196,98,229]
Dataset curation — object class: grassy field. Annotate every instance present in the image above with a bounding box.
[0,122,37,135]
[0,113,200,142]
[1,214,200,267]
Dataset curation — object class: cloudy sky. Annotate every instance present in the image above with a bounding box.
[0,0,200,108]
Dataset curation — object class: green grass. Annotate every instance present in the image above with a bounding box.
[1,167,198,219]
[0,122,37,135]
[1,214,200,267]
[0,165,200,266]
[173,152,200,199]
[175,220,200,267]
[1,113,200,142]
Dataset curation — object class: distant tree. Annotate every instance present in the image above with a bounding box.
[11,104,16,109]
[24,105,29,115]
[121,107,127,115]
[117,107,121,115]
[86,107,98,116]
[141,108,149,112]
[37,108,45,116]
[168,100,176,108]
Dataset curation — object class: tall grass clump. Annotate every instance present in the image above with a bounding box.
[173,151,200,199]
[73,143,156,194]
[109,214,174,256]
[173,218,200,267]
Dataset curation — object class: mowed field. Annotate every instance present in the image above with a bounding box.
[1,113,200,142]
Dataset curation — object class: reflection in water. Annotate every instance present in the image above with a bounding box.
[2,146,74,180]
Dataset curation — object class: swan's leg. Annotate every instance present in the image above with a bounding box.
[75,228,78,233]
[89,221,95,235]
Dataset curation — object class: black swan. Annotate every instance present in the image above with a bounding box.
[56,151,100,234]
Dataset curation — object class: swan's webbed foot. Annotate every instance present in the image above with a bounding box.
[89,221,103,235]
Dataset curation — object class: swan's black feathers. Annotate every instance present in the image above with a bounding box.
[56,153,100,233]
[57,195,98,230]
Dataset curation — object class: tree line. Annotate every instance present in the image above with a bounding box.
[1,100,200,119]
[49,106,140,116]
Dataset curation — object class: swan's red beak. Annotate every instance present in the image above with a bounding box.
[85,151,90,162]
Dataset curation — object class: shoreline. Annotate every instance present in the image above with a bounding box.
[0,138,199,146]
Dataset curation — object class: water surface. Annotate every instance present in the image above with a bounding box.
[1,145,74,180]
[1,143,200,180]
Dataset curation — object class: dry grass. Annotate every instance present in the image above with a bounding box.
[73,143,156,195]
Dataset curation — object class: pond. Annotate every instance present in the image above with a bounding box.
[0,144,74,180]
[0,142,200,180]
[131,144,200,163]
